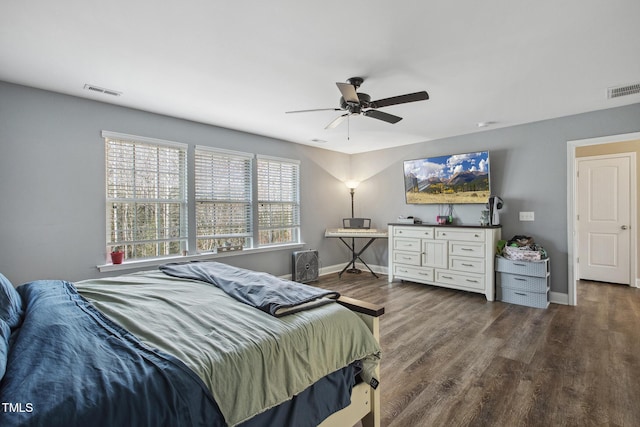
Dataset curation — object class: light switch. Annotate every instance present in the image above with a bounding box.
[519,211,535,221]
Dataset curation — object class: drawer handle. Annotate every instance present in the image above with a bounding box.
[402,257,412,260]
[466,279,479,283]
[419,272,430,276]
[462,263,474,267]
[442,275,453,279]
[514,277,527,281]
[514,292,527,296]
[513,263,527,267]
[461,248,474,251]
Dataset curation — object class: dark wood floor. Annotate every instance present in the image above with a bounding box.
[316,273,640,427]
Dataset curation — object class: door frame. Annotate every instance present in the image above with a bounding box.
[567,132,639,306]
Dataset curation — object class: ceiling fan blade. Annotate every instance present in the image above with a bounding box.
[325,113,349,129]
[286,107,342,114]
[336,82,359,104]
[370,91,429,109]
[363,109,403,124]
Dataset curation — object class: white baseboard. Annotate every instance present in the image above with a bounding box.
[319,262,388,277]
[550,291,569,305]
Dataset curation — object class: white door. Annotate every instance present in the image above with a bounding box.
[577,154,631,284]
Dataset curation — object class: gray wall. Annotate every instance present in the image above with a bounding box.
[2,80,639,296]
[0,81,353,284]
[350,103,640,294]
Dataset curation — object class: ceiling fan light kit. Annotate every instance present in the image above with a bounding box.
[286,77,429,130]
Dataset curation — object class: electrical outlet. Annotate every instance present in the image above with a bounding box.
[519,211,535,221]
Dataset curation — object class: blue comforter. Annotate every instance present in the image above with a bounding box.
[0,280,225,427]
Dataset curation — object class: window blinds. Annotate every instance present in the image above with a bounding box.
[105,134,187,260]
[195,147,253,252]
[257,156,300,245]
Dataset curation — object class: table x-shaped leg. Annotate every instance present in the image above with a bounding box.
[337,237,379,278]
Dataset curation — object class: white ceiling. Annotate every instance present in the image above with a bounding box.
[1,1,639,154]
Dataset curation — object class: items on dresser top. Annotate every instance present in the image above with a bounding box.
[388,223,501,301]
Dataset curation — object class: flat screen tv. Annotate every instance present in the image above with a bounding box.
[404,151,490,204]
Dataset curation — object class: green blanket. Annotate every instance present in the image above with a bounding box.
[75,270,380,426]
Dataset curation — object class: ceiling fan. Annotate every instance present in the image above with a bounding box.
[286,77,429,129]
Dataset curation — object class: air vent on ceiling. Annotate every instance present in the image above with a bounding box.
[607,82,640,99]
[83,84,122,97]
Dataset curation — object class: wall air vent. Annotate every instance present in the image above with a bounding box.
[607,82,640,99]
[83,84,122,97]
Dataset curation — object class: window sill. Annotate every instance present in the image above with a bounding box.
[97,242,306,273]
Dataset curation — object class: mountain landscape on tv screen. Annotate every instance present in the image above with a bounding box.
[404,152,490,204]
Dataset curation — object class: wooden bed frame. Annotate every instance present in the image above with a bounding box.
[319,296,385,427]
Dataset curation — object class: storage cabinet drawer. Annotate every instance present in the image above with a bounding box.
[497,286,549,309]
[393,226,434,239]
[394,265,434,282]
[495,257,549,277]
[497,273,548,292]
[449,256,485,274]
[393,238,421,252]
[393,250,421,266]
[449,241,485,258]
[435,228,485,242]
[435,270,485,290]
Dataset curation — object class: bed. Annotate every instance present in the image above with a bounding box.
[0,261,383,427]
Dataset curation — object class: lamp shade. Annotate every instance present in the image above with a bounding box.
[345,180,360,189]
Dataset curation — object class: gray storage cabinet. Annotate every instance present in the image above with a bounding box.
[495,256,550,309]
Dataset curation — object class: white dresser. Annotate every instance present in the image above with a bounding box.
[388,224,502,301]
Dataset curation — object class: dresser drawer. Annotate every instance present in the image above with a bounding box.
[449,256,485,274]
[449,241,485,258]
[393,250,421,266]
[435,228,485,242]
[394,265,434,282]
[393,226,434,239]
[393,238,421,252]
[497,273,549,293]
[435,270,485,290]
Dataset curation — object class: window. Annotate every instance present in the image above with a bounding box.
[195,147,253,252]
[257,156,300,245]
[104,131,187,261]
[103,131,302,265]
